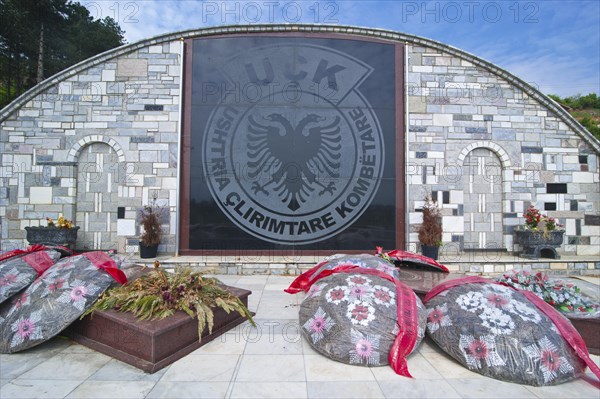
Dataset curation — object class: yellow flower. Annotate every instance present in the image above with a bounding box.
[47,215,75,229]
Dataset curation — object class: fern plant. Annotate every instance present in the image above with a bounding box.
[84,267,255,340]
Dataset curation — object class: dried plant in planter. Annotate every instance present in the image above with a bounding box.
[418,195,443,246]
[139,198,163,247]
[84,267,255,340]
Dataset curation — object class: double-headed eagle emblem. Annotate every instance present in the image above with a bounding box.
[247,113,342,211]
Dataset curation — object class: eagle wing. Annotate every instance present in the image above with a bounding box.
[303,116,342,180]
[247,115,292,179]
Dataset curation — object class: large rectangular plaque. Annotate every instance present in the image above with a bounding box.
[181,35,402,252]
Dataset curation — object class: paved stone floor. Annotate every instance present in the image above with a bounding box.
[1,275,599,398]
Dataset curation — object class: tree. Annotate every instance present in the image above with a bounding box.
[548,93,600,140]
[0,0,125,108]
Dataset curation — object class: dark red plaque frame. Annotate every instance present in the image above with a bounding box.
[179,33,405,256]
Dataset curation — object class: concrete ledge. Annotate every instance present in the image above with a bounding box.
[129,253,600,277]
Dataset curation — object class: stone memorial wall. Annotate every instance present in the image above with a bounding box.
[0,25,598,262]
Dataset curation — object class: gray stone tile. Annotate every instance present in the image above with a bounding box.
[28,338,72,354]
[263,283,294,292]
[304,354,375,382]
[211,275,240,286]
[378,378,461,398]
[160,354,239,382]
[260,290,300,303]
[0,355,52,381]
[217,319,266,340]
[245,318,301,336]
[525,377,600,398]
[447,378,538,398]
[256,303,301,319]
[230,382,307,398]
[88,359,167,381]
[0,379,81,399]
[307,381,384,398]
[243,332,303,355]
[146,381,229,398]
[65,380,156,399]
[17,352,112,380]
[423,352,485,379]
[0,339,71,379]
[417,337,445,355]
[58,342,103,355]
[371,353,443,380]
[191,332,248,355]
[247,290,262,312]
[237,275,269,285]
[266,275,296,284]
[236,354,305,382]
[234,283,266,293]
[300,336,320,356]
[1,379,10,388]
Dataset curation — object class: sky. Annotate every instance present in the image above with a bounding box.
[83,0,600,97]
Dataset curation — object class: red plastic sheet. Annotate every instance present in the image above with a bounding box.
[0,244,48,264]
[83,252,127,285]
[386,249,449,273]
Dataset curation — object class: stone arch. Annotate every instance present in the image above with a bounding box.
[457,141,511,169]
[68,135,125,163]
[74,141,121,251]
[461,146,505,251]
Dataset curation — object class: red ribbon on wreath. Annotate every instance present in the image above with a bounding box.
[83,251,127,285]
[0,244,48,263]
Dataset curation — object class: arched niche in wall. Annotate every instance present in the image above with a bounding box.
[461,147,505,251]
[73,141,121,251]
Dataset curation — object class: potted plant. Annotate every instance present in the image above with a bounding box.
[418,195,443,260]
[514,205,565,259]
[24,216,80,249]
[139,197,164,259]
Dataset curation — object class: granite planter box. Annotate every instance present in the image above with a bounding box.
[515,229,564,259]
[25,226,80,249]
[66,286,252,373]
[568,316,600,356]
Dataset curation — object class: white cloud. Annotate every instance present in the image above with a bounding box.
[84,0,599,96]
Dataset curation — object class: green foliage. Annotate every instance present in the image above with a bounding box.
[84,268,256,341]
[576,115,600,140]
[549,93,600,140]
[0,0,125,108]
[549,93,600,110]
